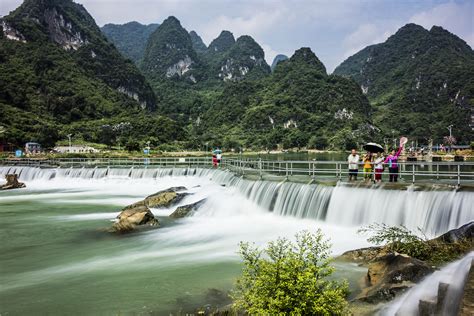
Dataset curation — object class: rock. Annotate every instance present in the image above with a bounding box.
[434,221,473,243]
[145,188,188,208]
[123,187,188,210]
[111,187,188,233]
[112,205,159,233]
[0,174,26,190]
[340,246,384,264]
[356,253,434,303]
[169,199,206,218]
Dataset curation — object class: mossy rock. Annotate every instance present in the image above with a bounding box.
[112,204,159,233]
[123,187,189,210]
[169,199,207,218]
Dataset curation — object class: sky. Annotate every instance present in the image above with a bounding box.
[1,0,473,72]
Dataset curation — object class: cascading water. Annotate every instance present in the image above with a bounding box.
[1,166,473,236]
[0,167,474,237]
[380,252,474,315]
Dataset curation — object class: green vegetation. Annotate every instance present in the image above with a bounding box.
[334,24,474,144]
[359,223,472,265]
[198,48,372,150]
[206,30,235,56]
[0,0,160,147]
[231,230,349,315]
[2,1,471,152]
[189,30,207,54]
[141,16,203,82]
[101,22,159,64]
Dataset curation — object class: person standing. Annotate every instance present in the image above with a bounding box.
[212,154,218,168]
[362,152,374,182]
[347,149,360,181]
[385,146,404,182]
[374,153,385,183]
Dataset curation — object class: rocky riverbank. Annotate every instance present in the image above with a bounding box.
[340,222,473,314]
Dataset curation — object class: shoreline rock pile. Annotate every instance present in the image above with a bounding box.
[340,222,473,305]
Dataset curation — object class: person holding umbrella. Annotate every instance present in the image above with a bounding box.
[213,148,222,165]
[362,143,384,182]
[384,137,407,182]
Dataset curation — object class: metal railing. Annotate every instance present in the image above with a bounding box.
[1,157,473,185]
[0,157,212,168]
[220,159,474,186]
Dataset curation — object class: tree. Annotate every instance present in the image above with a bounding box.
[443,135,456,151]
[231,230,349,315]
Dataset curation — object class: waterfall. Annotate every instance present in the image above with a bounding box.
[325,184,473,236]
[1,166,473,236]
[380,252,474,315]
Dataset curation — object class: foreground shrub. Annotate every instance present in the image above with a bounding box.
[358,223,472,265]
[231,230,349,315]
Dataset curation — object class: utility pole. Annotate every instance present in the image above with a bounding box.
[67,134,72,152]
[447,125,453,137]
[447,125,454,152]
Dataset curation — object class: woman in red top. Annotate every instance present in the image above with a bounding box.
[212,154,218,168]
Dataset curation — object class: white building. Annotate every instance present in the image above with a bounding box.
[54,145,100,153]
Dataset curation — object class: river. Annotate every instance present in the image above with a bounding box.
[0,166,472,315]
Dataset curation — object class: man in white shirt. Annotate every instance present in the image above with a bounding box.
[347,149,360,181]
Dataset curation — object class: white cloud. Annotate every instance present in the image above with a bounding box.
[260,42,288,66]
[409,1,474,47]
[199,10,284,45]
[342,23,398,61]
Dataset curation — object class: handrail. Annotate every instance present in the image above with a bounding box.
[1,157,473,165]
[1,157,473,185]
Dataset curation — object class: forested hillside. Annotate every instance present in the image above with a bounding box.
[334,24,474,143]
[2,1,471,151]
[182,48,372,150]
[0,0,182,148]
[101,21,159,64]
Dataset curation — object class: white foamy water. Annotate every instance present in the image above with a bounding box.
[381,252,474,315]
[2,166,472,236]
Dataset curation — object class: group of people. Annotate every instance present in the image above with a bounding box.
[212,150,222,167]
[347,143,405,183]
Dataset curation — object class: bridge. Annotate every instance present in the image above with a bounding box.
[1,157,473,187]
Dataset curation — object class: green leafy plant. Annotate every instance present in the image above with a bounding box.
[231,230,349,315]
[358,223,472,265]
[358,223,431,260]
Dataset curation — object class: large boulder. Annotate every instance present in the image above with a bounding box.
[356,253,434,303]
[111,187,188,233]
[340,246,384,264]
[123,187,188,210]
[112,205,159,233]
[434,221,474,243]
[169,199,206,218]
[0,174,26,190]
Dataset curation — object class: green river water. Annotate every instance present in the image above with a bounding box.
[0,174,368,315]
